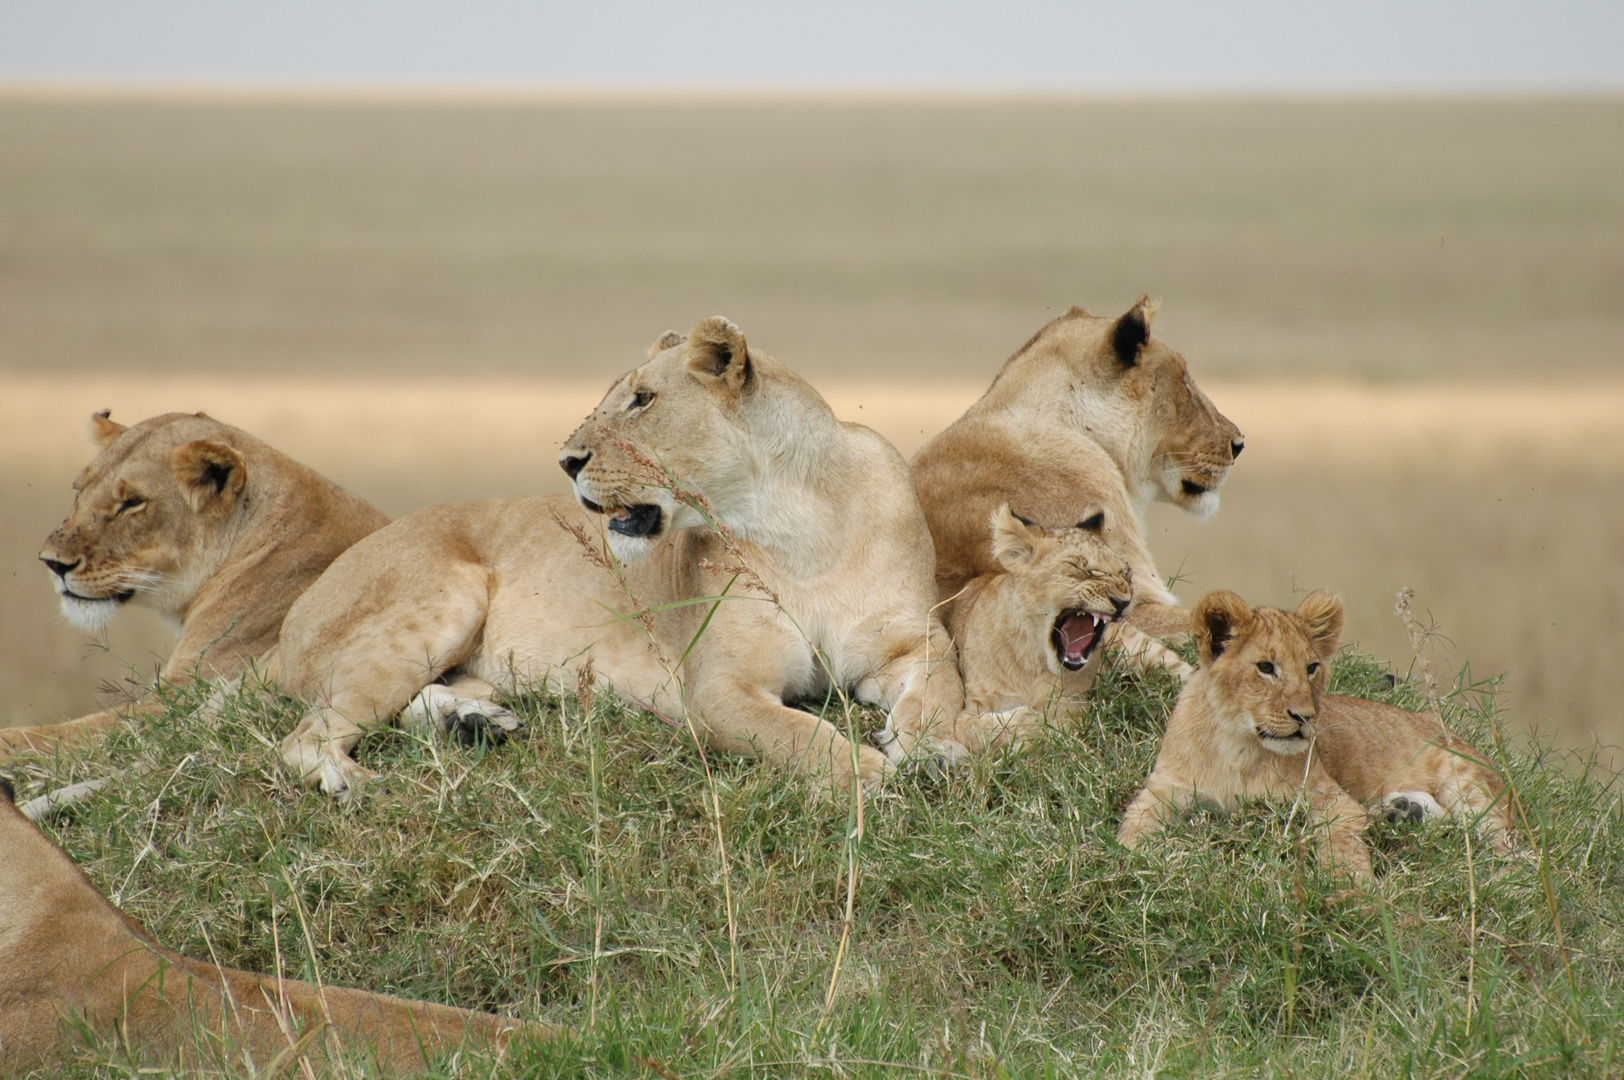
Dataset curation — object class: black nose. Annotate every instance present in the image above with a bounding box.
[1111,596,1130,617]
[560,452,591,480]
[41,555,80,579]
[1230,440,1244,461]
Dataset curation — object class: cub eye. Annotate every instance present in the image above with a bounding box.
[1256,661,1276,676]
[629,390,655,410]
[115,497,146,515]
[1306,662,1321,676]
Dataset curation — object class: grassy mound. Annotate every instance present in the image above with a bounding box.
[13,649,1623,1078]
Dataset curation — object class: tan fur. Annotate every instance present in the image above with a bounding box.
[2,412,388,762]
[1117,591,1373,881]
[0,783,535,1072]
[1314,696,1516,854]
[278,318,966,796]
[912,300,1243,642]
[947,505,1138,751]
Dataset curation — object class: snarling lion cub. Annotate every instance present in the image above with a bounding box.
[913,299,1243,642]
[1119,590,1515,882]
[278,317,965,796]
[948,504,1190,752]
[2,412,387,763]
[0,778,533,1072]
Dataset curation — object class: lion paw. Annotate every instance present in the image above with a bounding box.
[445,701,525,748]
[318,756,376,799]
[1381,791,1442,826]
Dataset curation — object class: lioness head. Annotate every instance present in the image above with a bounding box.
[1011,298,1243,518]
[989,504,1133,674]
[40,411,250,631]
[1192,590,1343,755]
[560,317,764,562]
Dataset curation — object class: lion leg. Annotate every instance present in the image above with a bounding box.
[402,677,525,748]
[0,711,123,763]
[1124,600,1193,641]
[1431,750,1517,854]
[691,678,891,794]
[1117,775,1190,848]
[952,706,1044,755]
[1107,623,1195,682]
[279,562,492,797]
[1311,789,1373,882]
[862,619,970,771]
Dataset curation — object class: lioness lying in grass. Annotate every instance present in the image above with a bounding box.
[0,777,534,1072]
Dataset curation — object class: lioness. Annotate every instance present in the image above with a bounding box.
[949,504,1188,752]
[913,299,1243,640]
[3,412,388,762]
[278,318,965,796]
[0,777,533,1072]
[1118,590,1516,881]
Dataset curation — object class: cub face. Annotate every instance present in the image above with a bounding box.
[559,317,753,562]
[989,504,1133,675]
[39,411,248,631]
[1193,590,1344,756]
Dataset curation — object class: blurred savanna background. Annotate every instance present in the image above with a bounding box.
[2,89,1621,766]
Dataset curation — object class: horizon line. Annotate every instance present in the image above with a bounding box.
[2,78,1622,104]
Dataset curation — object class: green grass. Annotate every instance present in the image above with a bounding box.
[13,648,1624,1078]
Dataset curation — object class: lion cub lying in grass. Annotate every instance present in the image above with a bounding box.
[1118,590,1515,882]
[947,505,1191,753]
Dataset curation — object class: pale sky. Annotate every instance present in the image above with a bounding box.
[3,0,1621,89]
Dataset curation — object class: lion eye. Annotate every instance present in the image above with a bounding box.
[116,497,146,515]
[629,390,655,410]
[1306,662,1320,676]
[1256,661,1276,676]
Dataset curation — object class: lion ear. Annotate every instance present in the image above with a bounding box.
[88,409,126,449]
[647,330,685,359]
[1194,590,1252,667]
[990,503,1039,569]
[172,440,246,518]
[1075,506,1106,534]
[1109,296,1157,368]
[684,317,751,392]
[1294,591,1344,660]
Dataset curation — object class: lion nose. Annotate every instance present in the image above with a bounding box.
[1230,439,1245,461]
[1110,596,1130,617]
[40,554,80,579]
[560,452,591,480]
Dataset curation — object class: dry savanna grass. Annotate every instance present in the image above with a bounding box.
[11,640,1623,1076]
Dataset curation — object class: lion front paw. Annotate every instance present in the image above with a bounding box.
[445,701,525,748]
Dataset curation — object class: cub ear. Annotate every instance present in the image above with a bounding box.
[1194,590,1252,667]
[172,440,247,518]
[1294,591,1344,660]
[647,330,686,358]
[684,316,751,391]
[1075,506,1106,534]
[1109,296,1158,368]
[88,409,127,449]
[990,503,1039,569]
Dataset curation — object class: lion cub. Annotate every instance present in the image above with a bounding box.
[1118,590,1514,882]
[947,505,1189,752]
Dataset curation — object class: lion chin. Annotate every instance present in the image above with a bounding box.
[58,592,125,634]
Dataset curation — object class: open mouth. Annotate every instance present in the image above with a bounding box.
[606,504,663,539]
[1051,609,1111,671]
[1180,479,1210,498]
